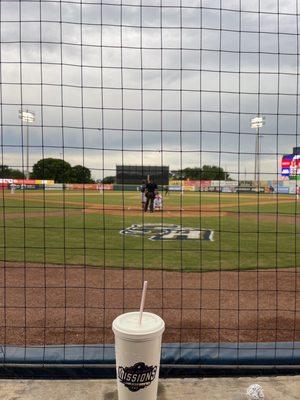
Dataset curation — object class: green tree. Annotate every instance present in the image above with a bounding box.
[171,166,230,181]
[70,165,93,183]
[0,165,25,179]
[31,158,72,183]
[183,167,202,180]
[102,176,115,184]
[200,165,229,180]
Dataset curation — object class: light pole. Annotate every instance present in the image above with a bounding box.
[19,110,35,179]
[250,116,265,189]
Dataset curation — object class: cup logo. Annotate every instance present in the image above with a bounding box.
[118,362,157,392]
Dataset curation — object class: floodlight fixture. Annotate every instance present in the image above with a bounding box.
[18,109,36,179]
[251,116,265,129]
[250,115,265,189]
[19,110,35,123]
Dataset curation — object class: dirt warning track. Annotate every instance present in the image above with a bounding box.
[0,262,299,346]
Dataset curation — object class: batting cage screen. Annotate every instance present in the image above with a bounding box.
[0,0,299,371]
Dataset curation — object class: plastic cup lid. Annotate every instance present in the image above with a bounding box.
[113,312,165,338]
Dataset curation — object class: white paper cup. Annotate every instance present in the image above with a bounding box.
[112,311,165,400]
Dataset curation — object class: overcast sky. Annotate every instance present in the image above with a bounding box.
[1,0,300,180]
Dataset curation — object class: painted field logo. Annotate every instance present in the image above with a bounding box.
[120,224,214,241]
[118,362,157,392]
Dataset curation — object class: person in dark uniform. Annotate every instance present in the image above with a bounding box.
[140,180,147,208]
[144,177,158,213]
[164,185,169,196]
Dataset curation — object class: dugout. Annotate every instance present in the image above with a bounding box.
[116,165,169,185]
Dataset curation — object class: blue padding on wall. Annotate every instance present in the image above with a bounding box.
[0,342,299,366]
[161,342,300,365]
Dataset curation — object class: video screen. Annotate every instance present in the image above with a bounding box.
[281,154,300,179]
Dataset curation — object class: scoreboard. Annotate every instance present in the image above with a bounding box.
[281,148,300,180]
[116,165,169,185]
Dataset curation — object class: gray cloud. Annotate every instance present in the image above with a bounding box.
[0,0,299,180]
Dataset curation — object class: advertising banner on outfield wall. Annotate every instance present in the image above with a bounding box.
[211,180,237,187]
[169,180,183,186]
[169,180,211,188]
[35,180,54,185]
[187,180,213,187]
[0,179,54,185]
[169,185,182,191]
[275,187,289,194]
[0,179,14,183]
[199,180,211,187]
[67,183,114,190]
[183,186,195,191]
[222,186,235,193]
[45,184,64,190]
[67,184,96,190]
[15,179,36,185]
[97,184,113,190]
[67,184,95,190]
[210,180,221,187]
[184,180,199,187]
[280,180,300,194]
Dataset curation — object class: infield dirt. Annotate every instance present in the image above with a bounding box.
[0,262,299,346]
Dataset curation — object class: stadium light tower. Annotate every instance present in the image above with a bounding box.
[19,110,35,179]
[250,116,265,189]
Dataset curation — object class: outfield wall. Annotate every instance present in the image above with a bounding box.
[2,179,299,195]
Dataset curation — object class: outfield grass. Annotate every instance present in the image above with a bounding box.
[0,190,299,272]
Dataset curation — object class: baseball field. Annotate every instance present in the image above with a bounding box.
[0,190,299,346]
[0,190,299,271]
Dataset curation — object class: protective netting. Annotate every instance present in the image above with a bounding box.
[0,0,299,367]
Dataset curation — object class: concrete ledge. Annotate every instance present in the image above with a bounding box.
[0,376,299,400]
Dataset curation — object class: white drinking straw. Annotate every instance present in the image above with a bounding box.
[139,281,148,324]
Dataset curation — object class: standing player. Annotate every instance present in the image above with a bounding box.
[10,183,16,194]
[154,191,163,211]
[144,177,157,213]
[140,180,147,209]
